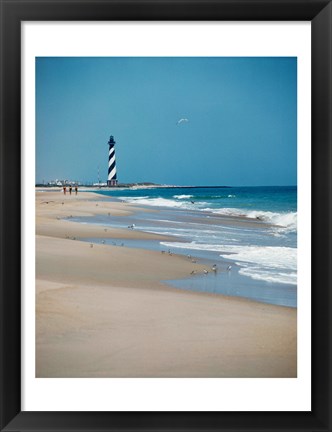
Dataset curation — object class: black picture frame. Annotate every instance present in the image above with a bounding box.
[0,1,331,431]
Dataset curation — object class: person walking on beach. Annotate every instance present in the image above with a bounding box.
[75,186,78,195]
[69,185,72,195]
[63,186,66,195]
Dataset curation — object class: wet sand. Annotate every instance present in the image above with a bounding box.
[36,189,297,377]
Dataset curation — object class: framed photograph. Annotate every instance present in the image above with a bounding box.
[1,0,331,431]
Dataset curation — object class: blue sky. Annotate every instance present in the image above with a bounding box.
[36,57,297,186]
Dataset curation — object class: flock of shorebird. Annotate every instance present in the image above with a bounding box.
[59,207,233,276]
[161,249,232,276]
[66,232,233,276]
[89,240,125,248]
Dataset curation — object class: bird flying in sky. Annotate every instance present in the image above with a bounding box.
[176,118,189,125]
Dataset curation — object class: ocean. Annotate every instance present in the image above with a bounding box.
[76,186,297,307]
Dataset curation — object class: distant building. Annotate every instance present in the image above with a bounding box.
[48,179,80,186]
[93,182,107,187]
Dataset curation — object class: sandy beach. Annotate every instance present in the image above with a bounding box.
[36,189,297,378]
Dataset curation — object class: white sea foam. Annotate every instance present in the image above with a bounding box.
[160,241,297,285]
[209,207,297,231]
[218,245,296,270]
[148,227,219,239]
[161,241,229,253]
[121,196,150,201]
[247,210,297,230]
[119,197,297,232]
[238,267,297,285]
[219,244,297,285]
[157,219,184,224]
[146,230,185,237]
[120,196,195,209]
[173,194,193,199]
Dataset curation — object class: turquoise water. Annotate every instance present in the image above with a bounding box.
[75,186,297,307]
[97,185,297,214]
[96,185,297,250]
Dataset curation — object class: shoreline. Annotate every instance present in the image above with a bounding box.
[71,190,296,307]
[36,190,297,378]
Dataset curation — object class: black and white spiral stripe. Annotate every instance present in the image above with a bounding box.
[108,145,117,181]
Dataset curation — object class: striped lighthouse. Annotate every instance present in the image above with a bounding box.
[107,135,118,187]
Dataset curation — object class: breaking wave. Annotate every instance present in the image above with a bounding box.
[160,241,297,285]
[208,208,297,231]
[120,196,297,231]
[173,194,194,199]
